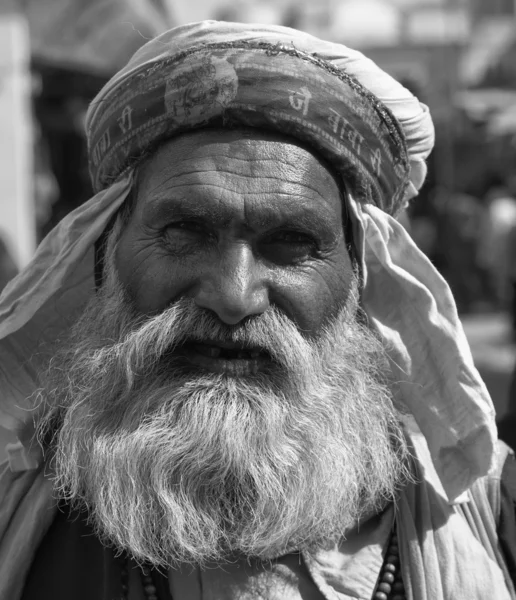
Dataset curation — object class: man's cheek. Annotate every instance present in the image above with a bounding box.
[270,263,353,335]
[116,239,186,315]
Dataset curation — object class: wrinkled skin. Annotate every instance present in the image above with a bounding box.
[116,129,355,336]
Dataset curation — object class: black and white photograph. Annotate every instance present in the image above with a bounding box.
[1,1,516,598]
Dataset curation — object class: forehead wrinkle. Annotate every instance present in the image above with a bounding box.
[173,152,318,180]
[143,167,334,209]
[142,140,332,182]
[146,157,317,183]
[152,173,326,197]
[139,170,180,200]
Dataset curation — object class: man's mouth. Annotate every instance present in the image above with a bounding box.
[179,340,272,376]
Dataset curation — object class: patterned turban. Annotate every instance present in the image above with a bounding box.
[85,21,434,215]
[0,22,496,508]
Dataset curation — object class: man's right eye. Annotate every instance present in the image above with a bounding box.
[161,221,212,252]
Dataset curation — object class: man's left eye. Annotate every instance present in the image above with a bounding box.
[261,231,318,264]
[270,231,314,245]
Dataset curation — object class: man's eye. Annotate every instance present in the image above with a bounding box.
[161,222,211,253]
[270,231,314,245]
[166,221,205,234]
[262,231,317,264]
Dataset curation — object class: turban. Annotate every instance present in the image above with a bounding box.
[86,21,433,215]
[0,22,496,505]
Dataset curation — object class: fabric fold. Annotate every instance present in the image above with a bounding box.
[348,198,497,501]
[396,417,513,600]
[0,176,132,433]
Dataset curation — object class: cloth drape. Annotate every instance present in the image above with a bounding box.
[348,198,497,502]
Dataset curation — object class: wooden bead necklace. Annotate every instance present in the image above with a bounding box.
[373,528,406,600]
[121,527,405,600]
[121,559,161,600]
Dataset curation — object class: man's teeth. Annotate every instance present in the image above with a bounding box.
[207,346,221,358]
[193,344,262,360]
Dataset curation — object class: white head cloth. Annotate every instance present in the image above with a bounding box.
[0,22,496,503]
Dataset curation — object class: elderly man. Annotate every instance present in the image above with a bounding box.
[1,21,515,600]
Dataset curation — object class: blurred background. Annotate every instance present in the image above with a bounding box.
[1,0,516,447]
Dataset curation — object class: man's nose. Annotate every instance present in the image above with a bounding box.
[194,244,269,325]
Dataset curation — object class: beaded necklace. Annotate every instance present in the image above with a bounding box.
[121,527,405,600]
[121,560,161,600]
[373,528,405,600]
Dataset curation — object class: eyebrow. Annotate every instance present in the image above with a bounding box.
[143,195,340,235]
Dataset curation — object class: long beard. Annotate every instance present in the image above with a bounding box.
[38,235,410,569]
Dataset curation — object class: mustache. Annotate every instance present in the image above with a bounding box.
[88,296,324,382]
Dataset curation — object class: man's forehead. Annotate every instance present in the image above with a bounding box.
[133,129,345,218]
[138,129,338,179]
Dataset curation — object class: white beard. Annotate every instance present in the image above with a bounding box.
[38,222,410,568]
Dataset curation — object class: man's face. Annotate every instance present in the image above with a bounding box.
[41,129,407,569]
[116,129,355,343]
